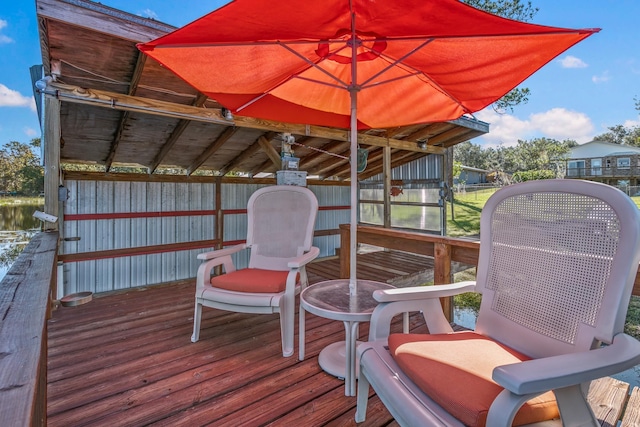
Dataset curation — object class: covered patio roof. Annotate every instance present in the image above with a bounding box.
[35,0,488,180]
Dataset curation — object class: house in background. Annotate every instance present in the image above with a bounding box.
[455,165,490,185]
[563,140,640,188]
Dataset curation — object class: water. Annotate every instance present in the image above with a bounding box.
[0,203,43,281]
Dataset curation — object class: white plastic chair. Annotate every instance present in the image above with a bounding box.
[191,185,319,357]
[356,179,640,426]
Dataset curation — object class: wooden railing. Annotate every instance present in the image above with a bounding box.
[339,224,481,318]
[0,232,59,427]
[339,225,640,318]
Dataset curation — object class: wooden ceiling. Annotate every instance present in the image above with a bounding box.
[35,0,489,180]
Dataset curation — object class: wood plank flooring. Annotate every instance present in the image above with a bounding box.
[47,278,419,426]
[48,250,440,426]
[47,250,639,426]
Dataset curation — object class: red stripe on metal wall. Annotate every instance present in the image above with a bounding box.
[65,210,218,221]
[64,206,349,221]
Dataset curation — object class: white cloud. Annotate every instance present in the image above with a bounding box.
[0,19,13,44]
[530,108,594,142]
[559,55,587,68]
[474,107,594,147]
[0,83,36,111]
[475,110,531,147]
[624,116,640,128]
[141,9,159,20]
[592,71,610,83]
[24,127,39,138]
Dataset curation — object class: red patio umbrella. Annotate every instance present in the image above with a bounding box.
[138,0,598,294]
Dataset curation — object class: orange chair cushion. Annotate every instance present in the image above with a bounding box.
[388,331,559,427]
[210,268,296,293]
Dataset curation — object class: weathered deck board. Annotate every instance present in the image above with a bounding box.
[588,376,630,426]
[47,277,421,426]
[622,386,640,426]
[47,251,639,426]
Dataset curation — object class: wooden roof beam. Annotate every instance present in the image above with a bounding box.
[149,93,208,173]
[222,132,278,176]
[257,135,282,170]
[106,52,147,172]
[36,0,176,43]
[187,126,237,175]
[45,82,453,154]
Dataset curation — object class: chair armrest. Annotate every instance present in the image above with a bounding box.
[367,281,478,341]
[195,245,248,289]
[493,333,640,395]
[373,281,477,302]
[287,246,320,269]
[197,244,246,260]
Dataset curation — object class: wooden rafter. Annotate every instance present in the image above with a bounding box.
[149,93,209,173]
[105,52,148,171]
[46,82,450,154]
[187,126,237,175]
[257,135,282,169]
[221,132,278,176]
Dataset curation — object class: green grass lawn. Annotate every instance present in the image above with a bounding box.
[447,187,640,339]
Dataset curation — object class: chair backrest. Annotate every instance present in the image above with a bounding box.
[474,180,640,359]
[246,185,318,270]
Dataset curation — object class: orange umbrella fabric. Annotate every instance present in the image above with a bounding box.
[138,0,597,289]
[138,0,598,130]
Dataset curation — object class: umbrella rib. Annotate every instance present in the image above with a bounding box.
[360,39,434,88]
[277,41,350,89]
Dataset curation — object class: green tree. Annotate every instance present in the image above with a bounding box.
[453,141,492,170]
[594,125,640,147]
[0,138,44,196]
[454,137,576,176]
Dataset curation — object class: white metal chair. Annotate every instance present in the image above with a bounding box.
[191,185,319,357]
[356,179,640,426]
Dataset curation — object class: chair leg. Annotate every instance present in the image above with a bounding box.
[554,384,599,426]
[191,300,202,343]
[280,294,294,357]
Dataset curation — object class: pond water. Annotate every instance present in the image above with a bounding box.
[0,203,43,281]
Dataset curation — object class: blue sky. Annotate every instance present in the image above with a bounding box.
[0,0,638,150]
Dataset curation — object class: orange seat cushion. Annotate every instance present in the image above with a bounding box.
[388,331,559,427]
[210,268,296,293]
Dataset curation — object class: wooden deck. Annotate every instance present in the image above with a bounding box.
[47,250,640,426]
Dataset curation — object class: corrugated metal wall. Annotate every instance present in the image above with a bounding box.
[365,154,443,182]
[60,180,349,295]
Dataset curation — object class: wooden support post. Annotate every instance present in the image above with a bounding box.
[340,226,350,279]
[383,146,391,228]
[434,242,453,321]
[43,96,61,231]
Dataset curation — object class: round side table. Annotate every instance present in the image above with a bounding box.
[299,279,394,396]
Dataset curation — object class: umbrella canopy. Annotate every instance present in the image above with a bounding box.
[138,0,598,291]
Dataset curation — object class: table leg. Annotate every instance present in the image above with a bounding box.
[299,303,306,361]
[344,320,360,396]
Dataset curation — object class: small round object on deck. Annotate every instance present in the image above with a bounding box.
[60,291,93,307]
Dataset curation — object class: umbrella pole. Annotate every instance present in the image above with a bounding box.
[349,9,358,297]
[349,88,358,297]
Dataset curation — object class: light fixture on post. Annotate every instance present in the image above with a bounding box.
[35,75,54,91]
[220,107,233,121]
